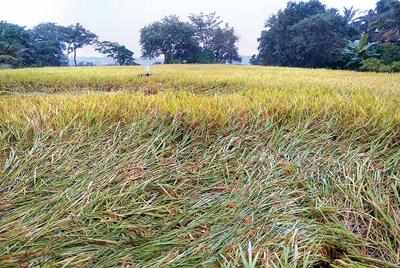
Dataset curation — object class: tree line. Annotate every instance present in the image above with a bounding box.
[0,12,240,68]
[0,22,136,67]
[1,0,400,72]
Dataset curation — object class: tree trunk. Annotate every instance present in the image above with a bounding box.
[164,53,172,64]
[73,49,77,67]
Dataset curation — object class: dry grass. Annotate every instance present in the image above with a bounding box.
[0,65,399,267]
[0,65,399,96]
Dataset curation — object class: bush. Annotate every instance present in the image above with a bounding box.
[360,58,400,73]
[379,65,393,73]
[194,49,217,64]
[360,58,383,72]
[391,61,400,72]
[377,43,400,65]
[0,55,19,66]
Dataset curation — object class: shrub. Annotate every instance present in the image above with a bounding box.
[379,64,393,73]
[359,58,400,73]
[0,55,19,66]
[391,61,400,72]
[377,43,400,65]
[360,58,383,72]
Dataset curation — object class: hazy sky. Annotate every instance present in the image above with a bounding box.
[0,0,377,57]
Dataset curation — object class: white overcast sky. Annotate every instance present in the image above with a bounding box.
[0,0,377,57]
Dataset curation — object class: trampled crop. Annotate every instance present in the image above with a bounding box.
[0,65,400,267]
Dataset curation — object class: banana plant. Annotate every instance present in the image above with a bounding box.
[342,34,380,69]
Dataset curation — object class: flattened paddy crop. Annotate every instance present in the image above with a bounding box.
[0,65,400,267]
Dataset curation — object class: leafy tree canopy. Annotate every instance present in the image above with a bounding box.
[96,41,136,65]
[254,0,356,68]
[189,13,241,63]
[367,0,400,42]
[0,21,33,67]
[140,13,240,64]
[29,23,69,66]
[64,23,98,66]
[140,16,199,64]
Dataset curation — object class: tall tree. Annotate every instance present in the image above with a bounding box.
[64,23,97,66]
[189,12,222,50]
[189,12,241,63]
[254,0,355,68]
[368,0,400,42]
[289,11,354,68]
[0,21,33,67]
[211,24,241,63]
[255,0,326,66]
[343,6,358,25]
[140,16,199,64]
[96,41,136,65]
[29,23,69,66]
